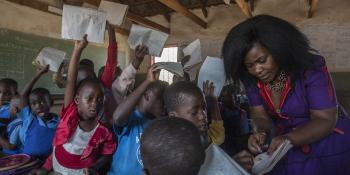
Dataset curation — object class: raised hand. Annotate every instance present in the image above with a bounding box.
[75,34,88,51]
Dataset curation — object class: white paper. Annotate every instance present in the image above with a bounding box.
[98,0,128,26]
[62,5,106,43]
[197,56,226,97]
[223,0,231,5]
[128,24,169,57]
[183,39,202,69]
[198,144,250,175]
[153,62,184,77]
[252,139,293,175]
[34,47,66,72]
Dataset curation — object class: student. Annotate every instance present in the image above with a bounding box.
[140,117,205,175]
[0,65,59,158]
[219,85,250,157]
[0,78,17,127]
[164,81,254,173]
[203,80,225,145]
[36,35,116,175]
[108,65,168,175]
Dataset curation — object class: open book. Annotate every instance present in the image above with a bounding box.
[182,39,202,69]
[252,139,293,175]
[198,144,250,175]
[153,62,184,77]
[33,47,66,72]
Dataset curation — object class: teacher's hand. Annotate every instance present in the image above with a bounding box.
[248,132,267,155]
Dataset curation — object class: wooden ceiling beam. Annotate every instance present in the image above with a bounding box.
[157,0,207,28]
[308,0,319,18]
[249,0,254,11]
[126,12,170,34]
[128,0,154,6]
[199,0,208,18]
[5,0,130,35]
[234,0,252,17]
[82,0,101,7]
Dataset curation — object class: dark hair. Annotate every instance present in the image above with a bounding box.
[30,88,52,102]
[76,78,104,95]
[80,59,94,71]
[141,117,205,175]
[145,81,169,99]
[0,78,18,95]
[222,15,316,87]
[164,81,202,112]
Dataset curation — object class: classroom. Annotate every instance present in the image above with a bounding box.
[0,0,350,174]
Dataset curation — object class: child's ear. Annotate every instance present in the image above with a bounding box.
[74,95,80,105]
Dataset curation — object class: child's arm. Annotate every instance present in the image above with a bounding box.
[111,45,148,102]
[19,65,49,109]
[100,21,118,89]
[0,135,16,150]
[113,65,159,126]
[203,80,225,145]
[64,35,88,107]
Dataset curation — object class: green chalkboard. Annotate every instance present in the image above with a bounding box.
[0,28,125,94]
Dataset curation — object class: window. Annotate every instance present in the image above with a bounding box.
[153,46,178,84]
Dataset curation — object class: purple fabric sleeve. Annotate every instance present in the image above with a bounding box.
[245,86,263,106]
[304,58,337,110]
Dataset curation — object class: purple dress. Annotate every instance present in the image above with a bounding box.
[246,56,350,175]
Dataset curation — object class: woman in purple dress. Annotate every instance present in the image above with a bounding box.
[222,15,350,175]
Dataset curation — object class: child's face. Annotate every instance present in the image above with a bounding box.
[170,93,208,134]
[75,83,104,120]
[0,83,13,105]
[29,93,52,119]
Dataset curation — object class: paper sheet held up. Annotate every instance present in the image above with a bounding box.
[62,5,106,43]
[33,47,66,72]
[128,24,169,57]
[98,0,128,26]
[197,56,226,97]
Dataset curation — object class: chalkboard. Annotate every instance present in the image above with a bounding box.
[0,28,126,94]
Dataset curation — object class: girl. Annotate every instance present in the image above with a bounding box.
[37,35,116,175]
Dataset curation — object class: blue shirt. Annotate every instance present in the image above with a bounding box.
[0,103,11,126]
[108,109,149,175]
[8,106,60,147]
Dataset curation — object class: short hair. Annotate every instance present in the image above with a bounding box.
[30,88,52,102]
[144,80,169,99]
[80,59,94,70]
[141,117,205,175]
[164,81,202,112]
[222,14,316,87]
[76,78,104,96]
[0,78,18,95]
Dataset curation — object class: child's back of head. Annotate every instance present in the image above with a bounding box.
[140,80,169,118]
[141,117,205,175]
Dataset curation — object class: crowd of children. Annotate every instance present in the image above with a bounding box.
[0,24,252,175]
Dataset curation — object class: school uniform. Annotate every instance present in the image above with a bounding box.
[42,102,116,175]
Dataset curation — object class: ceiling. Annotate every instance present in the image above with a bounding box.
[6,0,319,35]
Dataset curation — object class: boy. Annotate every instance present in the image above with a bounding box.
[0,78,17,127]
[164,81,254,173]
[0,65,59,158]
[108,65,168,175]
[140,117,205,175]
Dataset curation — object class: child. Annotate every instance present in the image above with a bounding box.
[108,65,168,175]
[219,85,250,157]
[0,78,17,127]
[140,117,205,175]
[36,35,116,175]
[0,65,59,158]
[164,81,254,173]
